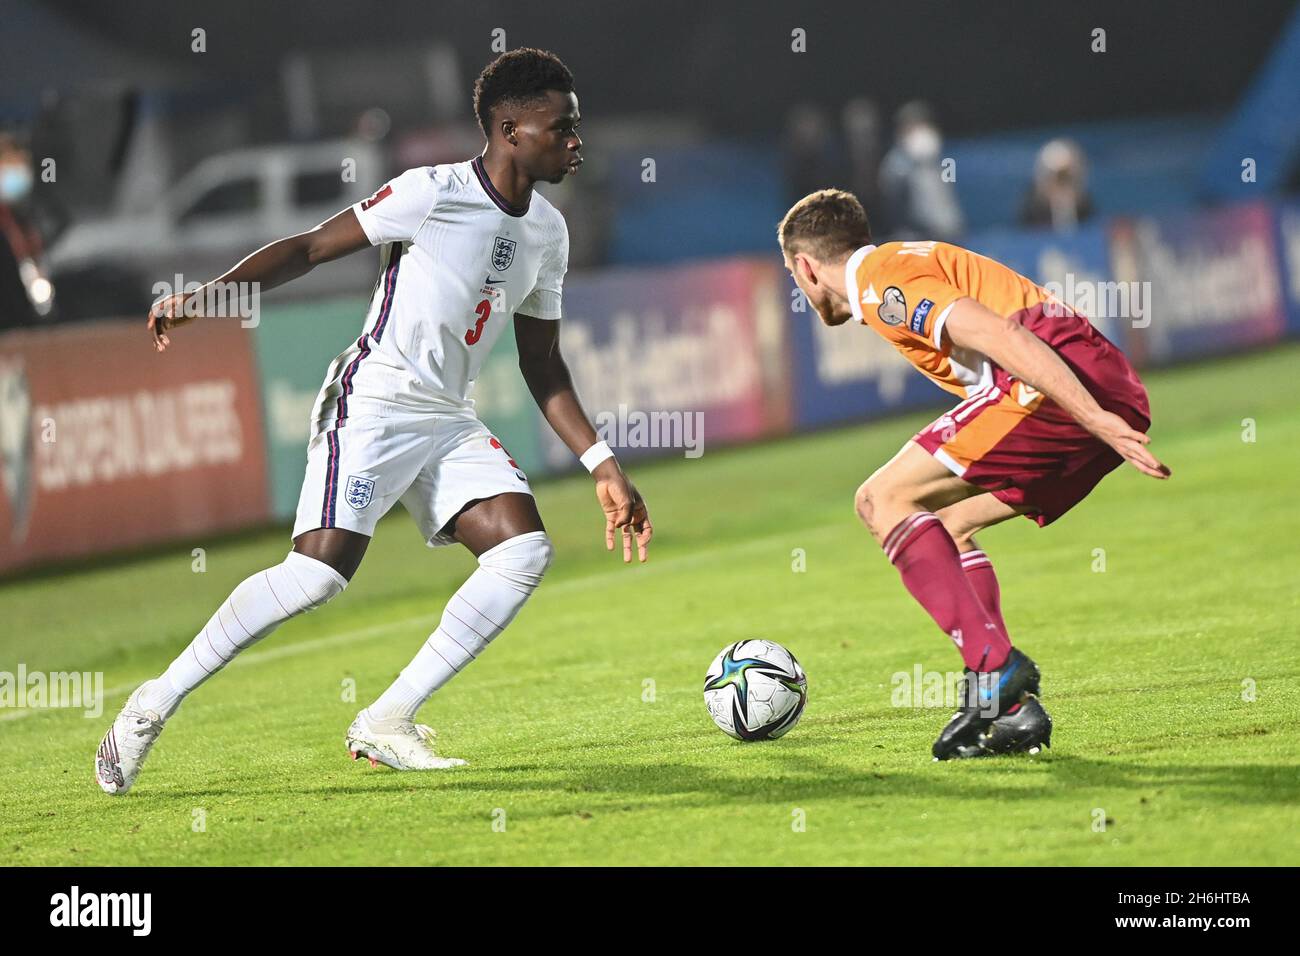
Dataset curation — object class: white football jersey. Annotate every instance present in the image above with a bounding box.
[310,158,569,425]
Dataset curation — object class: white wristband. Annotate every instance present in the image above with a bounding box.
[580,440,615,473]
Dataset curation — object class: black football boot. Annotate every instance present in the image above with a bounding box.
[932,647,1041,761]
[945,695,1053,759]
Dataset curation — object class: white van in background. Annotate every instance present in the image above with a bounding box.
[49,139,388,318]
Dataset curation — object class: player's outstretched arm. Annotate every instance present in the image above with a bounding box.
[943,297,1171,479]
[147,208,370,352]
[514,313,652,562]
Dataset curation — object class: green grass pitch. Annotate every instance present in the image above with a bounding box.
[2,345,1298,866]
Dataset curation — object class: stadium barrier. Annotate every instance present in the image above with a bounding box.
[0,319,270,575]
[1,199,1297,574]
[536,257,793,470]
[787,201,1297,432]
[1110,202,1289,367]
[1269,200,1300,336]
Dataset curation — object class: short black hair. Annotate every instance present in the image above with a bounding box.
[473,48,575,138]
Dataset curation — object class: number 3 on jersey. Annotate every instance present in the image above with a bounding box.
[465,299,491,345]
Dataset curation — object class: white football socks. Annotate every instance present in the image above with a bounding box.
[138,551,347,719]
[368,531,554,721]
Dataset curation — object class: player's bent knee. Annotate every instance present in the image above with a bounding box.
[855,480,898,533]
[279,550,348,613]
[477,531,554,595]
[853,481,876,527]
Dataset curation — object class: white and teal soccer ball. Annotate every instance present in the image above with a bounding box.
[704,640,808,741]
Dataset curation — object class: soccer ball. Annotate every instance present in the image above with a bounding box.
[703,640,807,740]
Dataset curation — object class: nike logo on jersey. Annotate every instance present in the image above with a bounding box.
[484,275,505,285]
[860,283,881,305]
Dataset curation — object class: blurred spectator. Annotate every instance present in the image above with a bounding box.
[842,97,883,219]
[1020,138,1094,231]
[878,101,963,240]
[783,103,845,206]
[0,134,55,328]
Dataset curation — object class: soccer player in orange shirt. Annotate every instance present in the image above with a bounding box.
[778,189,1170,760]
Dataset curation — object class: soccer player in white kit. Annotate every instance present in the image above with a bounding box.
[95,49,652,793]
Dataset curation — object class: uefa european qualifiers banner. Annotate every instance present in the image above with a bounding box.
[542,258,792,471]
[0,320,271,575]
[1110,202,1288,366]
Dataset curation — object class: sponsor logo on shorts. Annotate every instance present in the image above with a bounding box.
[344,475,376,510]
[878,286,906,326]
[488,436,527,481]
[910,298,934,333]
[491,236,516,272]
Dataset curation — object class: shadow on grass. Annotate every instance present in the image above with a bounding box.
[141,753,1300,817]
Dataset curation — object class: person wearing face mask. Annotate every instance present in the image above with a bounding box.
[0,134,55,328]
[1019,138,1094,233]
[877,101,964,241]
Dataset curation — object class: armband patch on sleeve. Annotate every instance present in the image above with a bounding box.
[910,298,934,334]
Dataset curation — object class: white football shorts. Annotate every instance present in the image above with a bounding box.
[292,412,533,546]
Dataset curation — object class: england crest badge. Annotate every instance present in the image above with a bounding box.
[491,236,516,272]
[345,475,376,510]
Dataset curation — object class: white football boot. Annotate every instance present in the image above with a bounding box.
[345,709,467,770]
[95,684,166,795]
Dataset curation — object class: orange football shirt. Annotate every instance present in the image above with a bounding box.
[844,240,1061,398]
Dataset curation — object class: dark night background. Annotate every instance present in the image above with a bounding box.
[20,0,1299,134]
